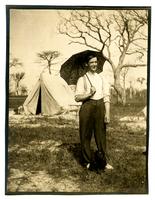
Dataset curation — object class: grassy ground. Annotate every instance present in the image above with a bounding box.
[6,97,147,194]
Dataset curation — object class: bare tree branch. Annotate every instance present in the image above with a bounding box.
[68,40,100,51]
[122,63,147,68]
[58,9,148,104]
[130,10,148,25]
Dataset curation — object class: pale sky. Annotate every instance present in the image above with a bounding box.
[10,9,147,91]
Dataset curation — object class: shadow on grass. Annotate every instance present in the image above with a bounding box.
[7,107,148,193]
[59,142,82,164]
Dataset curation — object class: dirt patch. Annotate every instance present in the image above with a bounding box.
[119,115,146,132]
[7,168,80,192]
[9,110,79,128]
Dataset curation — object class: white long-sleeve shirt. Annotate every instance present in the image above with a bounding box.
[75,72,111,103]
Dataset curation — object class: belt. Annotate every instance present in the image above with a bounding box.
[83,98,103,105]
[89,98,103,102]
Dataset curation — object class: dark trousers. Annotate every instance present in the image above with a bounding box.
[79,98,106,164]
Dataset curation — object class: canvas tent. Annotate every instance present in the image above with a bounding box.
[23,71,79,115]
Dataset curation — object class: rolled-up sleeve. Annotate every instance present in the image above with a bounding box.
[102,78,111,103]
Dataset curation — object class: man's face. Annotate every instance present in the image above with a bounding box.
[88,57,97,73]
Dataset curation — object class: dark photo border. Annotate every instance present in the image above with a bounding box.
[5,5,151,195]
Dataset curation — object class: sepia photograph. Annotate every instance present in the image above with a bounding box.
[5,5,150,194]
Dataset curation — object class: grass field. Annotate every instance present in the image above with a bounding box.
[6,96,147,194]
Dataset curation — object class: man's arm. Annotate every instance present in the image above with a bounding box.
[75,86,96,102]
[102,76,111,124]
[104,101,110,123]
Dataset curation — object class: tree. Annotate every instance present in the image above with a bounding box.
[129,81,134,99]
[58,9,148,104]
[11,72,25,95]
[20,85,28,96]
[37,51,60,74]
[137,77,146,86]
[9,58,23,68]
[9,57,25,96]
[137,77,146,97]
[120,67,129,105]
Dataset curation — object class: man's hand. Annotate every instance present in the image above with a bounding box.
[104,112,110,124]
[90,86,96,96]
[75,86,96,102]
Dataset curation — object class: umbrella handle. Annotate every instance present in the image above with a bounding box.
[85,73,93,87]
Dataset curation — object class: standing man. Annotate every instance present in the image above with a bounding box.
[75,55,113,172]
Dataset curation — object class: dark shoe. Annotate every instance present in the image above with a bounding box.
[95,151,107,170]
[86,162,99,173]
[142,151,147,155]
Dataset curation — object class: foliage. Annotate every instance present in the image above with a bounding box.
[137,77,146,85]
[9,58,23,68]
[111,88,147,105]
[9,57,25,96]
[20,85,28,96]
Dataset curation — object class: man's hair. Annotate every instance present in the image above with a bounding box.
[86,55,97,63]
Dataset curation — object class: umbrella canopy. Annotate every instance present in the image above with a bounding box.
[60,50,106,85]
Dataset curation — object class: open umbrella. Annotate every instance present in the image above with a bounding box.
[60,50,106,85]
